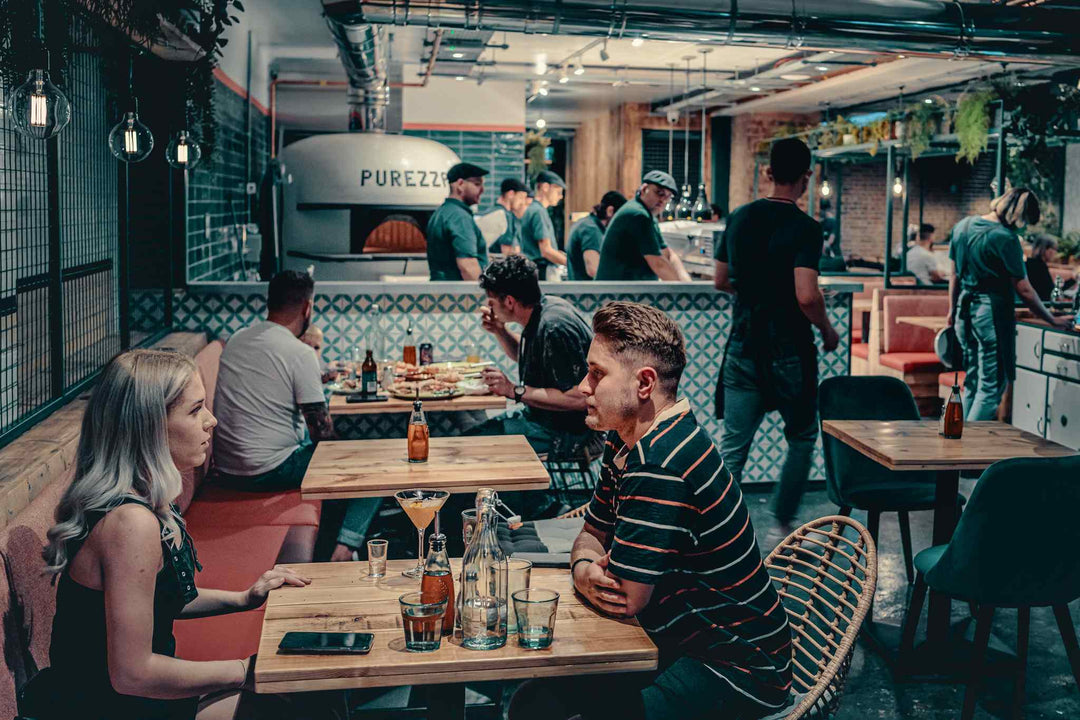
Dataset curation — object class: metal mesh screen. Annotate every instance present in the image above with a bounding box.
[642,129,702,190]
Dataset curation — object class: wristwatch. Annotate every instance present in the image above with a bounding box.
[513,385,526,403]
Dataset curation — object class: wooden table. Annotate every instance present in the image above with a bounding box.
[896,315,949,332]
[255,560,658,719]
[821,420,1075,675]
[301,435,550,500]
[329,392,508,416]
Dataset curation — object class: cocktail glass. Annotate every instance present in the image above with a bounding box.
[393,489,450,579]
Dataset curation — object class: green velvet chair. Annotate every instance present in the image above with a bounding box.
[819,376,963,584]
[900,455,1080,720]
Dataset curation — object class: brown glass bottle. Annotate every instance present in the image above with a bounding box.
[361,350,378,396]
[408,400,429,463]
[940,376,964,439]
[421,533,455,635]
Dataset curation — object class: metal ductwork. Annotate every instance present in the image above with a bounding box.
[324,9,389,132]
[321,0,1080,63]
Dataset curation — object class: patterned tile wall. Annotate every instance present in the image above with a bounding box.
[403,130,525,215]
[172,288,852,484]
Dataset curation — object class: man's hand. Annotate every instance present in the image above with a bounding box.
[573,554,628,617]
[330,543,355,562]
[821,325,840,352]
[480,305,504,335]
[481,367,515,399]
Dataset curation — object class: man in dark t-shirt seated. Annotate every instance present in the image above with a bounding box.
[714,138,840,542]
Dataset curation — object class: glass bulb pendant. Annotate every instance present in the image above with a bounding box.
[109,111,154,163]
[661,194,678,222]
[165,131,201,170]
[691,183,710,222]
[674,185,693,220]
[10,69,71,140]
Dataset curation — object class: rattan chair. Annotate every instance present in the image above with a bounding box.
[763,516,878,719]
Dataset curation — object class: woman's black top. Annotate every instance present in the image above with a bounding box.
[44,497,202,720]
[1026,255,1054,301]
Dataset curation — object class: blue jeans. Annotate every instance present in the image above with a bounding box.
[720,352,818,526]
[957,294,1005,422]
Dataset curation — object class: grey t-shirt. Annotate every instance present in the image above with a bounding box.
[907,244,942,286]
[212,321,325,476]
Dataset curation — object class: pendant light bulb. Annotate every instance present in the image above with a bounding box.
[166,130,202,170]
[820,179,832,197]
[893,176,904,197]
[11,69,71,140]
[109,108,154,163]
[536,116,547,129]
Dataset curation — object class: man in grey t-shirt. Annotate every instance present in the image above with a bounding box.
[213,271,376,562]
[906,223,946,286]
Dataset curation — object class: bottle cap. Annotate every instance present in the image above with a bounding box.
[413,399,422,410]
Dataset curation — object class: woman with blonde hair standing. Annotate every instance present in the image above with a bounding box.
[946,188,1073,421]
[24,349,310,719]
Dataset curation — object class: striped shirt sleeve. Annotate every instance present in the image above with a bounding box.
[608,464,695,585]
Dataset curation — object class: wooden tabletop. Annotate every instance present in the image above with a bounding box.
[254,560,658,694]
[328,392,508,416]
[301,435,551,499]
[821,420,1076,472]
[896,315,949,332]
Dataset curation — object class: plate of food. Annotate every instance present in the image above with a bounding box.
[388,379,463,400]
[325,378,361,394]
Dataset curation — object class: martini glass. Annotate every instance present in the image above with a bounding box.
[394,489,450,579]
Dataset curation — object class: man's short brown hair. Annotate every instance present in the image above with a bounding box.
[592,301,687,396]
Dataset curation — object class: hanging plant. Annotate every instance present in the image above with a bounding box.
[954,88,996,165]
[525,130,550,182]
[905,100,941,160]
[863,118,891,157]
[0,0,244,160]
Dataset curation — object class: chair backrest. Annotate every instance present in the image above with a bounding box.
[765,516,877,720]
[882,294,950,353]
[818,376,934,507]
[925,455,1080,607]
[178,339,224,513]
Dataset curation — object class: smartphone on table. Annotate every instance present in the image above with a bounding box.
[278,631,374,655]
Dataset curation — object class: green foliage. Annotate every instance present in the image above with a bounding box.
[525,130,550,181]
[1060,232,1080,262]
[905,101,941,159]
[954,89,996,165]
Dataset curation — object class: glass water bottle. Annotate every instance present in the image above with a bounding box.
[460,491,508,650]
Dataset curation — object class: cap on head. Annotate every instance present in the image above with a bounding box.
[500,177,529,195]
[642,170,678,195]
[447,162,489,184]
[535,170,566,189]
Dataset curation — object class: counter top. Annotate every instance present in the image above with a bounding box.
[187,276,864,296]
[1017,316,1080,338]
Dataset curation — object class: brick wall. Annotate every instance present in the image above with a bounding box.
[728,112,819,211]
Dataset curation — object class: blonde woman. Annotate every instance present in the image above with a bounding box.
[27,350,310,720]
[946,188,1073,421]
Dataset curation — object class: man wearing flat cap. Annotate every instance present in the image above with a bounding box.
[521,170,568,280]
[427,162,489,281]
[596,170,691,282]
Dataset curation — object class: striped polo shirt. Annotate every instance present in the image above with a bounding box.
[585,399,792,710]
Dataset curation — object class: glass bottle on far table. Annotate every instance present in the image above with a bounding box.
[361,350,378,396]
[940,373,964,439]
[408,400,429,463]
[421,533,455,636]
[460,490,508,650]
[403,321,417,366]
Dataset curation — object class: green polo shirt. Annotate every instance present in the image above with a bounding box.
[595,195,667,281]
[426,197,488,281]
[520,201,557,273]
[566,214,604,280]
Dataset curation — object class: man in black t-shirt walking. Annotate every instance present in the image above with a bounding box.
[714,138,840,541]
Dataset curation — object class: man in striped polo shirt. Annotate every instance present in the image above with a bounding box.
[509,301,792,720]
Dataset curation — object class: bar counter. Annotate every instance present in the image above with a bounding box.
[164,278,862,484]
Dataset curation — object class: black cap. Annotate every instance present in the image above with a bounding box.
[642,170,679,195]
[535,170,566,189]
[447,162,489,183]
[500,177,529,194]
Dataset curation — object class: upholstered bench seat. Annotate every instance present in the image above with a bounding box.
[879,352,943,373]
[184,486,320,528]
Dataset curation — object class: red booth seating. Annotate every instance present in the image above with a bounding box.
[878,294,950,415]
[0,334,322,717]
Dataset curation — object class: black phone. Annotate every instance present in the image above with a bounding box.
[346,393,389,404]
[278,632,374,655]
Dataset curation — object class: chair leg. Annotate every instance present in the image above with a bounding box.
[897,511,915,584]
[1013,607,1030,720]
[838,506,852,517]
[962,606,996,720]
[901,573,929,654]
[1052,605,1080,690]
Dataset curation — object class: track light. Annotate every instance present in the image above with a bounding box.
[631,37,645,47]
[452,52,464,59]
[559,67,569,83]
[750,86,761,92]
[538,85,549,96]
[599,41,610,62]
[573,60,584,76]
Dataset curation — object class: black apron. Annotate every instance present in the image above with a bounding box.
[957,288,1017,383]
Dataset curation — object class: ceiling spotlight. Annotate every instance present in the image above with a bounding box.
[631,37,645,47]
[452,52,465,59]
[455,76,464,81]
[780,74,810,81]
[573,60,585,76]
[538,85,549,96]
[559,67,569,83]
[600,41,610,62]
[816,65,829,72]
[924,97,934,104]
[536,117,547,129]
[897,54,906,59]
[750,86,761,92]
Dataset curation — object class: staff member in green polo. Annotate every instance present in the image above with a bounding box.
[521,170,568,280]
[566,191,626,280]
[596,171,692,282]
[426,162,488,281]
[947,187,1072,420]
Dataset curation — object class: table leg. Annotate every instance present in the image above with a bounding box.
[426,682,466,720]
[926,469,960,643]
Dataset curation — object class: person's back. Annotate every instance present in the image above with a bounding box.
[722,197,822,347]
[213,320,323,476]
[566,214,604,280]
[519,295,592,434]
[949,215,1025,296]
[595,197,664,281]
[907,243,940,286]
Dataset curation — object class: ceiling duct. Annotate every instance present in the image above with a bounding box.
[324,9,389,132]
[320,0,1080,63]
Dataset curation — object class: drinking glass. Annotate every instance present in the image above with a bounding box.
[399,591,447,652]
[367,539,388,578]
[461,508,478,548]
[394,489,450,578]
[512,588,559,649]
[506,558,533,633]
[464,339,480,364]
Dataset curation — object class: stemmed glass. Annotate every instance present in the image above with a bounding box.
[393,489,450,579]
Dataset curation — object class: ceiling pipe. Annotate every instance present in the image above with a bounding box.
[323,10,390,132]
[396,29,444,88]
[320,0,1080,63]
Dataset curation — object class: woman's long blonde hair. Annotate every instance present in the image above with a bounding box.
[990,187,1041,230]
[44,350,197,575]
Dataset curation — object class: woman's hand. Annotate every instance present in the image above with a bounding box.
[243,565,311,610]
